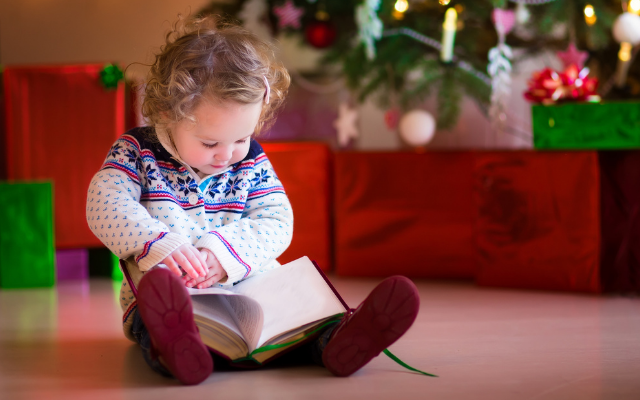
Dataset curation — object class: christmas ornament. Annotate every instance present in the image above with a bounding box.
[383,27,491,86]
[273,0,305,30]
[515,2,530,25]
[524,64,600,104]
[398,110,436,146]
[99,64,123,90]
[384,108,401,130]
[334,103,359,147]
[488,9,515,134]
[440,8,457,62]
[492,8,516,36]
[305,20,337,48]
[239,0,271,39]
[556,43,589,69]
[355,0,383,60]
[612,12,640,45]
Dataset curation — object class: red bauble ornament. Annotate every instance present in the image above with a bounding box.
[384,108,401,130]
[305,20,337,49]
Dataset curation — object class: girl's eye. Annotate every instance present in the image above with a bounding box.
[236,139,248,144]
[202,142,218,148]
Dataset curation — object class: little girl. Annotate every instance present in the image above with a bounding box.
[86,15,420,385]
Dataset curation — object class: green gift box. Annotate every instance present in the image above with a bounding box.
[532,101,640,150]
[0,182,55,289]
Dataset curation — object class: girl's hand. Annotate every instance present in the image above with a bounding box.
[161,244,208,279]
[184,249,228,289]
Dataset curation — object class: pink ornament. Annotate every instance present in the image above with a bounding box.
[556,43,589,69]
[273,0,305,30]
[492,9,515,36]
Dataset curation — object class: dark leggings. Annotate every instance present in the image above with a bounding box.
[130,310,337,377]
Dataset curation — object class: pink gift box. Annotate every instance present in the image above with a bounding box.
[56,249,88,281]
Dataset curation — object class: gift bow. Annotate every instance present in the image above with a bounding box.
[524,64,600,104]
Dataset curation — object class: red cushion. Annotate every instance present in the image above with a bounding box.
[333,151,477,278]
[4,65,125,248]
[261,142,332,272]
[474,151,601,293]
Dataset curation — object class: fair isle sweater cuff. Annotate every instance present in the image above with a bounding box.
[135,232,191,272]
[196,232,251,287]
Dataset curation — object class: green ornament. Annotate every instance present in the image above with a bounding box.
[99,63,124,90]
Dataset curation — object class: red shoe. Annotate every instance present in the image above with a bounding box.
[137,268,213,385]
[322,276,420,377]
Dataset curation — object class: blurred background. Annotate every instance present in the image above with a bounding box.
[6,0,634,151]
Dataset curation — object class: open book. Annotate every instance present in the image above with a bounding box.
[122,256,349,365]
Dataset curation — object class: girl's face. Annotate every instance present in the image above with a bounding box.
[170,99,263,177]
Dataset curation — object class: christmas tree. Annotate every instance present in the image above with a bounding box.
[199,0,636,131]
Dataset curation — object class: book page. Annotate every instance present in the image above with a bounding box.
[221,296,263,352]
[229,257,347,348]
[193,320,249,361]
[190,294,244,339]
[188,287,263,352]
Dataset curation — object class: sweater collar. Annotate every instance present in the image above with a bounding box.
[155,126,233,183]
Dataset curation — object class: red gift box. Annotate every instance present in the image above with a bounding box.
[4,65,124,248]
[598,150,640,292]
[333,151,477,279]
[474,151,601,293]
[262,142,332,272]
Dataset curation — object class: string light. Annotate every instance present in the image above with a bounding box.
[394,0,409,13]
[619,42,632,62]
[630,0,640,15]
[454,4,465,29]
[392,0,408,19]
[439,0,451,6]
[584,4,597,26]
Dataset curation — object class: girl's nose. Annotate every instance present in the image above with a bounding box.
[215,145,233,161]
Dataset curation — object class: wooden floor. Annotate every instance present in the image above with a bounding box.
[1,276,639,400]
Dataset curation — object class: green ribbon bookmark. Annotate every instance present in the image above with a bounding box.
[250,319,343,356]
[232,318,344,364]
[232,316,439,378]
[383,349,438,377]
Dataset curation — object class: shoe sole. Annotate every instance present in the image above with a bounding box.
[137,268,213,385]
[322,276,420,377]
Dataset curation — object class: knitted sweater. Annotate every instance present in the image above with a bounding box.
[86,127,293,339]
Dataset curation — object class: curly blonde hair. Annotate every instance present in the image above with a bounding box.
[141,15,290,136]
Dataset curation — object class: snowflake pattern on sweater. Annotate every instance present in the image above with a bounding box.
[86,127,293,337]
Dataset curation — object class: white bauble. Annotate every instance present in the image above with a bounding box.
[515,2,530,25]
[398,110,436,146]
[613,12,640,45]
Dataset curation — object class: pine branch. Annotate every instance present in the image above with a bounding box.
[437,68,462,130]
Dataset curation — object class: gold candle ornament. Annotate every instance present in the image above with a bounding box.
[440,8,458,62]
